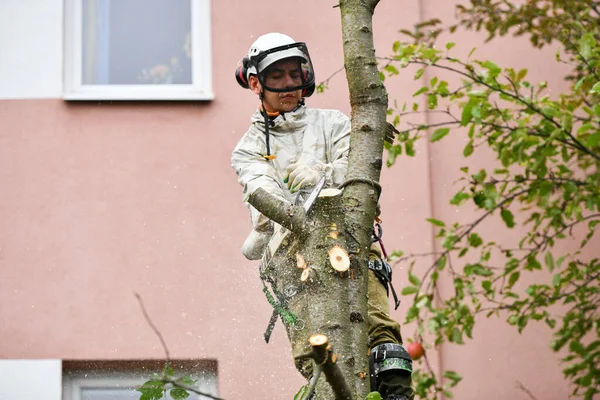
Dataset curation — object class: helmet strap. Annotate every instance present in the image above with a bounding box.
[260,95,277,160]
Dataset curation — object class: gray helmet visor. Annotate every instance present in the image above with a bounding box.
[253,43,315,93]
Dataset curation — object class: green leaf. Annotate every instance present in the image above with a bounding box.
[545,252,555,272]
[467,90,487,98]
[392,41,401,53]
[468,233,483,247]
[443,370,463,386]
[552,273,561,287]
[384,64,399,75]
[481,60,501,77]
[450,191,470,206]
[469,264,493,277]
[580,33,595,60]
[542,106,559,117]
[430,127,450,142]
[473,169,487,183]
[446,42,456,50]
[414,68,425,80]
[409,271,421,286]
[405,140,416,156]
[501,209,515,228]
[415,295,430,309]
[437,254,447,270]
[366,392,383,400]
[584,132,600,147]
[463,140,474,157]
[175,376,197,386]
[461,100,474,125]
[402,286,419,295]
[413,86,428,96]
[508,271,520,288]
[170,388,190,400]
[426,218,445,227]
[138,380,165,400]
[451,327,464,344]
[294,385,308,400]
[591,81,600,94]
[427,93,438,109]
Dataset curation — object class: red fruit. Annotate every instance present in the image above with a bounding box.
[407,342,425,360]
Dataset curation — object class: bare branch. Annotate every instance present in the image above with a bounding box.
[134,292,170,361]
[517,380,539,400]
[158,376,224,400]
[317,66,346,89]
[248,188,307,233]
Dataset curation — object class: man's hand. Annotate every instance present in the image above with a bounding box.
[284,163,320,193]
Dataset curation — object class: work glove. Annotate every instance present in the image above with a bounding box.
[284,163,320,193]
[242,229,272,260]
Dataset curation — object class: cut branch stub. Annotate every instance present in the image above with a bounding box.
[301,267,313,282]
[328,245,350,272]
[247,187,307,233]
[297,253,307,269]
[306,334,353,400]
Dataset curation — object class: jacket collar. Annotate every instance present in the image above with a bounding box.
[250,105,308,135]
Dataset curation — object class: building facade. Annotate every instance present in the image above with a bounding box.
[0,0,580,399]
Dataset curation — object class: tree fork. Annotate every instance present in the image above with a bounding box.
[295,334,354,400]
[249,188,362,399]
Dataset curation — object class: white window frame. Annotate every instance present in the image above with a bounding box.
[63,0,214,101]
[63,367,218,400]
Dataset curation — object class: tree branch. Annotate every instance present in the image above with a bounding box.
[381,56,600,161]
[248,188,307,233]
[296,334,353,400]
[135,293,225,400]
[135,292,170,361]
[160,376,224,400]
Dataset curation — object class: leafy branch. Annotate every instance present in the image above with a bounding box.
[381,2,600,399]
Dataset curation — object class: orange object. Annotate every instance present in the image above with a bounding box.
[407,342,425,360]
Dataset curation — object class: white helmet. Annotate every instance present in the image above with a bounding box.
[235,32,315,96]
[247,33,307,78]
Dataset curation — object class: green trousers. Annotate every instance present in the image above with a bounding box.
[367,268,403,347]
[368,253,414,399]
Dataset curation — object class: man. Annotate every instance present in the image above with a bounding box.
[231,32,413,400]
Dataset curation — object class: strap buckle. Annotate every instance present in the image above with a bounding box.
[368,259,383,271]
[374,349,387,362]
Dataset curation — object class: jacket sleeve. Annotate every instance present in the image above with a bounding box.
[231,132,287,233]
[312,110,351,187]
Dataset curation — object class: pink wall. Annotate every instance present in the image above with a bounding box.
[0,1,585,399]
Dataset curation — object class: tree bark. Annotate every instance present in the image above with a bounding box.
[339,0,388,398]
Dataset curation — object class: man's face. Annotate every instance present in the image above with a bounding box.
[249,58,303,114]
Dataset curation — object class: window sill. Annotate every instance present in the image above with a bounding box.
[62,88,215,101]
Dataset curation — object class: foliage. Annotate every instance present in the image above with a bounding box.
[384,1,600,399]
[137,363,199,400]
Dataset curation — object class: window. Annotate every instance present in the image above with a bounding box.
[62,360,219,400]
[63,0,213,100]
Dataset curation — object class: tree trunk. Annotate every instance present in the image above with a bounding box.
[339,0,388,396]
[248,2,387,399]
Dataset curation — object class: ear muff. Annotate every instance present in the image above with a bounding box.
[235,57,251,89]
[301,68,316,98]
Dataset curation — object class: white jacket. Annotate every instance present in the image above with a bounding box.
[231,105,351,258]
